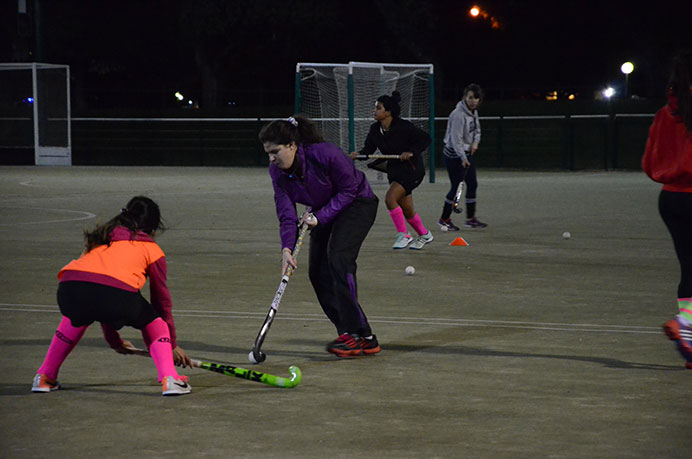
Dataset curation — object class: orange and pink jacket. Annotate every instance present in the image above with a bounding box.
[58,226,178,348]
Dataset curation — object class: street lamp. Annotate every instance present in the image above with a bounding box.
[603,87,615,99]
[620,62,634,98]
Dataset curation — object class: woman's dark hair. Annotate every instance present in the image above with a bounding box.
[669,50,692,132]
[463,83,484,101]
[84,196,164,252]
[258,115,324,146]
[377,91,402,118]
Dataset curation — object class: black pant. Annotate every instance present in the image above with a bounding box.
[442,154,478,219]
[57,281,159,329]
[308,197,378,336]
[659,190,692,298]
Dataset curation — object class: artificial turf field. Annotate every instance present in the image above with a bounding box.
[0,166,689,458]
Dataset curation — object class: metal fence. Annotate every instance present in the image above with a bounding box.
[466,113,654,171]
[1,114,654,173]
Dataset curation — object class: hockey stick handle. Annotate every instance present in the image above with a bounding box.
[129,348,301,388]
[354,154,401,160]
[283,221,309,278]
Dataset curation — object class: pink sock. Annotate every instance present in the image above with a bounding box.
[407,213,428,236]
[142,318,179,382]
[37,316,88,380]
[389,207,409,234]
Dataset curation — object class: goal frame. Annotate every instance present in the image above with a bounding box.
[0,62,72,166]
[295,62,436,182]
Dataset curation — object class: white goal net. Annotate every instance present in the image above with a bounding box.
[295,62,435,183]
[0,63,71,165]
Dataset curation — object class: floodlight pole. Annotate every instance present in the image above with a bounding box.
[620,62,634,99]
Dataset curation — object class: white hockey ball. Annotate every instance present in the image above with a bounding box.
[440,225,448,232]
[562,231,571,239]
[405,266,415,275]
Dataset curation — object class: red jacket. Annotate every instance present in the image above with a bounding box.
[642,93,692,192]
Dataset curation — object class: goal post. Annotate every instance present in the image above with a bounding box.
[295,62,435,183]
[0,63,71,166]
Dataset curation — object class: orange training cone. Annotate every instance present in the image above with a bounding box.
[449,236,469,246]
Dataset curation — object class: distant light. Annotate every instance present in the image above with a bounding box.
[603,87,615,99]
[568,94,575,100]
[470,6,480,17]
[174,91,184,101]
[620,62,634,75]
[188,100,193,105]
[24,97,34,104]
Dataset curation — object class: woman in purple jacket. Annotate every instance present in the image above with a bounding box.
[259,116,381,357]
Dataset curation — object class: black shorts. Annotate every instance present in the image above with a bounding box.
[387,167,425,195]
[57,281,160,330]
[386,158,425,195]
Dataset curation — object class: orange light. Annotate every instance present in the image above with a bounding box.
[469,5,502,28]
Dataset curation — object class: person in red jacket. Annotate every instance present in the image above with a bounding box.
[642,50,692,369]
[32,196,193,395]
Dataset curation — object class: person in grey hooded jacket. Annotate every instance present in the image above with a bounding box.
[438,83,488,230]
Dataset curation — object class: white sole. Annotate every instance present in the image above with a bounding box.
[392,238,413,249]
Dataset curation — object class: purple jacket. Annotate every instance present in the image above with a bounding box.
[270,142,375,249]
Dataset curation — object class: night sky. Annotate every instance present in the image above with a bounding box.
[1,0,691,111]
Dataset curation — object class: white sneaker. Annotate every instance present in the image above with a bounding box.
[409,231,434,250]
[162,375,191,396]
[392,232,413,249]
[32,374,61,393]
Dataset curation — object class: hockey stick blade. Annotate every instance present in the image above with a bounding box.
[192,360,302,388]
[130,348,301,388]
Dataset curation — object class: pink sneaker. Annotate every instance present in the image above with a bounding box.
[663,316,692,369]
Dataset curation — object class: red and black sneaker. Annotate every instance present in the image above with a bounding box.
[361,335,381,355]
[326,333,381,357]
[327,333,365,357]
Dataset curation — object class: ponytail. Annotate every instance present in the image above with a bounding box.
[259,115,324,146]
[83,196,164,252]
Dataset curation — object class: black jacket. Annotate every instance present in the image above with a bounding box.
[359,117,431,176]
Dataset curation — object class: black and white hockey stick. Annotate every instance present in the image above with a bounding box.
[248,220,309,364]
[452,181,464,213]
[354,154,401,160]
[129,348,301,388]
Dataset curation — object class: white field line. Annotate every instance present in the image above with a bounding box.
[0,206,96,225]
[0,303,660,334]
